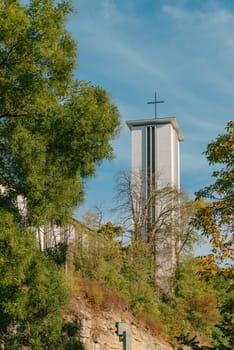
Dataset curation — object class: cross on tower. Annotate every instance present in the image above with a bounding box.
[147,92,164,119]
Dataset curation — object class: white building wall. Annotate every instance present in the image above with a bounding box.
[177,135,180,190]
[172,126,179,189]
[35,224,77,251]
[156,124,172,187]
[130,121,181,190]
[132,127,142,175]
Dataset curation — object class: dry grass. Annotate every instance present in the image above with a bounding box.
[136,312,165,337]
[71,278,127,313]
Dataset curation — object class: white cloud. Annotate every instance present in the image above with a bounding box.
[162,4,190,21]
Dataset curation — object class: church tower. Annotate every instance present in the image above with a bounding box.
[126,116,184,293]
[126,117,184,191]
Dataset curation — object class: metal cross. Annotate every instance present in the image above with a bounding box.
[147,92,164,119]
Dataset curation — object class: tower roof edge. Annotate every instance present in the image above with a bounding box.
[126,117,184,141]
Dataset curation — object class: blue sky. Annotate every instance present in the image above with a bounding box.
[69,0,232,224]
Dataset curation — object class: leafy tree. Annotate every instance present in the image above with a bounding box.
[0,0,120,227]
[0,209,68,349]
[168,256,234,350]
[97,221,124,240]
[157,258,221,348]
[121,238,158,316]
[0,0,120,347]
[159,120,234,350]
[194,121,233,266]
[196,262,234,350]
[211,270,234,349]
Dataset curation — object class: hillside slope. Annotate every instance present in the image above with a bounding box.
[67,293,173,350]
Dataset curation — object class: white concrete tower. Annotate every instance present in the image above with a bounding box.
[126,117,184,293]
[126,118,184,192]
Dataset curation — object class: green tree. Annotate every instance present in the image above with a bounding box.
[0,0,120,347]
[210,270,234,349]
[171,258,233,350]
[122,238,157,316]
[173,258,219,335]
[192,121,234,350]
[97,221,124,240]
[194,121,233,265]
[157,258,221,348]
[0,0,120,227]
[0,209,68,349]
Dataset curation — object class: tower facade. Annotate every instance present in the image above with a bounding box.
[126,117,184,191]
[127,117,184,293]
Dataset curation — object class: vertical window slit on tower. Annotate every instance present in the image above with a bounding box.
[152,126,156,221]
[152,126,155,187]
[147,127,151,199]
[146,126,151,236]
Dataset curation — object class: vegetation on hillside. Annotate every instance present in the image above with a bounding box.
[0,0,233,349]
[70,217,233,349]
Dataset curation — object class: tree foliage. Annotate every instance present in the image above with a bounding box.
[97,221,124,240]
[0,210,85,349]
[0,209,67,348]
[73,221,229,347]
[173,258,220,334]
[0,0,120,227]
[0,0,120,347]
[194,121,233,265]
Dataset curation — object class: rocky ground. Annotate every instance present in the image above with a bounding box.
[68,294,174,350]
